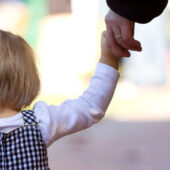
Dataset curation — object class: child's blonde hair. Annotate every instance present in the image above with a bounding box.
[0,30,40,111]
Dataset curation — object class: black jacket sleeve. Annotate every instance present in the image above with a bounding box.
[106,0,168,23]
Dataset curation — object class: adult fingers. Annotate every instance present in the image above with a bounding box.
[120,23,142,51]
[106,24,130,58]
[111,24,133,51]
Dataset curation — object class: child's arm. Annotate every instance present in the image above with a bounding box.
[34,32,120,147]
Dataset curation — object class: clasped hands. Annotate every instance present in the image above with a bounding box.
[105,10,142,58]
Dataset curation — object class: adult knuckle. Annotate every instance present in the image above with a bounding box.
[116,38,123,43]
[124,36,132,42]
[116,39,125,46]
[105,16,115,23]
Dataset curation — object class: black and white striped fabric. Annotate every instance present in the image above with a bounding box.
[0,110,50,170]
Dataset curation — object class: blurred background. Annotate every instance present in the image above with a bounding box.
[1,0,170,169]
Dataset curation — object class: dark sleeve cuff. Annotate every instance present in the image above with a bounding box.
[106,0,168,23]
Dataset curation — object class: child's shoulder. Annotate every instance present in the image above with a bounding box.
[34,101,48,111]
[33,101,50,120]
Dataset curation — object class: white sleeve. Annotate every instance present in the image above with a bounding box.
[34,63,120,147]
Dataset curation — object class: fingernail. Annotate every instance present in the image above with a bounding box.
[137,46,142,51]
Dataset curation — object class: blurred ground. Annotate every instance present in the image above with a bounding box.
[48,120,170,170]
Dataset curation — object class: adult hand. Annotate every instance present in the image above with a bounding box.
[105,10,142,58]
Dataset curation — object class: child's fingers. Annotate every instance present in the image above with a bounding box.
[102,31,107,38]
[101,31,107,44]
[101,31,108,49]
[101,31,115,58]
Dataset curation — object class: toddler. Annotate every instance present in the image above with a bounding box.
[0,30,120,169]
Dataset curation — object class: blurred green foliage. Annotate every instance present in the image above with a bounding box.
[25,0,48,49]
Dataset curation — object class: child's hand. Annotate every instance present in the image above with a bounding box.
[100,31,120,70]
